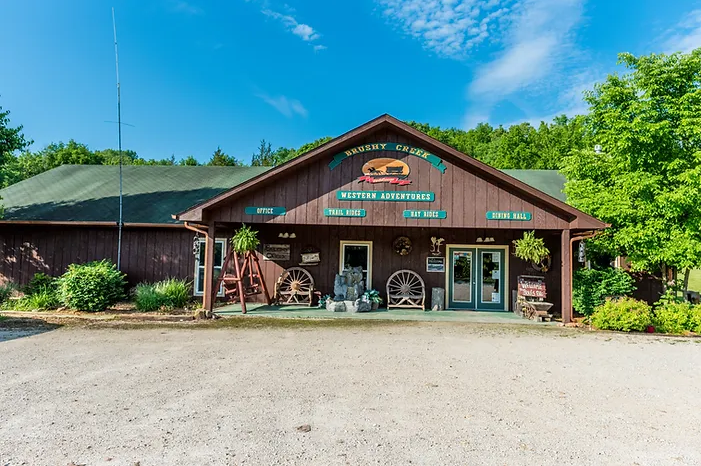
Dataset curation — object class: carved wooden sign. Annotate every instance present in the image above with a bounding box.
[245,206,287,216]
[517,276,547,299]
[358,158,411,185]
[323,208,366,217]
[486,211,532,221]
[329,142,447,173]
[403,210,447,219]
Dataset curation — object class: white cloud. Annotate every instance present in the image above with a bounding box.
[170,0,203,15]
[469,0,584,100]
[257,93,308,118]
[376,0,519,58]
[261,8,325,48]
[663,10,701,54]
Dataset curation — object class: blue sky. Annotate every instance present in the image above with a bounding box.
[1,0,700,164]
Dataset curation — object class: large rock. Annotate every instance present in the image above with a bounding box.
[326,301,346,313]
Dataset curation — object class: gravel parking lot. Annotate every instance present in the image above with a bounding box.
[1,323,700,465]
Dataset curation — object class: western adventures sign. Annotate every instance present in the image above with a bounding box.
[337,191,435,202]
[329,143,447,173]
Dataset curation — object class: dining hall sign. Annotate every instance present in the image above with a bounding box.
[329,142,447,173]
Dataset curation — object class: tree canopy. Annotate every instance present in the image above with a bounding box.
[561,50,701,290]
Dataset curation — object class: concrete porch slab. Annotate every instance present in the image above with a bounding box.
[214,303,554,325]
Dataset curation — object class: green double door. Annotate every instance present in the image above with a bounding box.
[447,247,506,311]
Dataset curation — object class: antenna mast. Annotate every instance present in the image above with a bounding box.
[112,7,124,270]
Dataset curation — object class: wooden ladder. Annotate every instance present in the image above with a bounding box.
[212,250,271,314]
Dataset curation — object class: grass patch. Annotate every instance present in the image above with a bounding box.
[689,270,701,293]
[0,315,6,322]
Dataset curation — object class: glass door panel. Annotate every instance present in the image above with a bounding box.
[340,241,372,288]
[477,250,505,311]
[448,248,475,309]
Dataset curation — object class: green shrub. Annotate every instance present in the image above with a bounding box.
[155,278,190,308]
[653,302,701,334]
[134,278,192,312]
[24,272,57,296]
[57,260,126,312]
[653,302,693,334]
[573,268,636,316]
[3,288,59,311]
[591,297,653,332]
[0,282,16,303]
[134,283,164,312]
[689,305,701,333]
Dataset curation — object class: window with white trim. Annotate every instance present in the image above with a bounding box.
[194,238,226,296]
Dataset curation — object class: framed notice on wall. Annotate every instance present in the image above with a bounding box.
[426,256,446,273]
[262,244,291,261]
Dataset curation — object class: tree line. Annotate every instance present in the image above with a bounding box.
[2,48,701,293]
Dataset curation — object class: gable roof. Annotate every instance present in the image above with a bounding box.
[176,114,605,230]
[0,165,270,225]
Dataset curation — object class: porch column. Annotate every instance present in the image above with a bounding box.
[202,221,216,316]
[561,229,572,324]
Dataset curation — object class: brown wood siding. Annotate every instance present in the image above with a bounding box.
[246,224,564,316]
[209,128,571,230]
[0,225,197,288]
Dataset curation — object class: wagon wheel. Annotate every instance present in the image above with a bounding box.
[275,267,315,306]
[386,269,425,310]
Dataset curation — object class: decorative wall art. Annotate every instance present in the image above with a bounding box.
[358,158,412,185]
[393,236,412,256]
[262,244,291,261]
[300,246,321,266]
[430,237,445,256]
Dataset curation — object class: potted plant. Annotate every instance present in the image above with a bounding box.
[364,289,383,311]
[231,224,260,254]
[512,230,551,272]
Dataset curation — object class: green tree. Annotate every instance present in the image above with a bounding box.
[561,50,701,295]
[94,148,140,165]
[207,147,243,166]
[179,155,200,166]
[251,139,275,166]
[0,104,32,190]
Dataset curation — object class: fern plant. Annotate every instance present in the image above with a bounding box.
[512,231,550,267]
[231,224,260,253]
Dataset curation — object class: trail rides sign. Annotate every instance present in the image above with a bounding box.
[358,158,412,186]
[329,143,447,173]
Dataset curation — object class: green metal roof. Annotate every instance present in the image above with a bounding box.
[0,165,566,224]
[0,165,271,224]
[501,169,567,202]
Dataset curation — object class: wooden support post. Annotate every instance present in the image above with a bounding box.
[232,250,247,314]
[202,221,216,317]
[252,252,272,305]
[561,229,572,324]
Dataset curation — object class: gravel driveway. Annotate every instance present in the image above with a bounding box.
[1,323,700,465]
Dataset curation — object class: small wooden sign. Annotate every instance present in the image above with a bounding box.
[404,210,447,219]
[337,191,434,202]
[486,211,532,221]
[426,256,446,273]
[262,244,290,261]
[517,276,547,299]
[245,206,287,216]
[324,208,366,217]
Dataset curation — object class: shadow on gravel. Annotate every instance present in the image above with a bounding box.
[0,317,63,343]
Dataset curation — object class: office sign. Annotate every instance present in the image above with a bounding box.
[245,206,287,216]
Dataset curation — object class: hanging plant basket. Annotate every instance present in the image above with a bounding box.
[513,231,551,272]
[231,224,260,253]
[393,236,412,256]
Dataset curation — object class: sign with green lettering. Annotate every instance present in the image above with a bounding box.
[403,210,447,219]
[323,208,366,217]
[245,206,287,216]
[486,211,532,221]
[337,191,435,202]
[329,142,447,173]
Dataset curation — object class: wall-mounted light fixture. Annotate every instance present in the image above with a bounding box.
[278,232,296,239]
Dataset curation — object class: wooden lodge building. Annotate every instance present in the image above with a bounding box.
[0,115,609,322]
